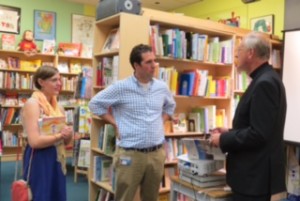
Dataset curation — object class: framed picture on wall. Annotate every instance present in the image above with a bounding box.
[0,5,21,34]
[71,14,95,57]
[34,10,56,41]
[250,15,274,34]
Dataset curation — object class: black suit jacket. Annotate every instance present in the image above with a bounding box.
[220,62,287,196]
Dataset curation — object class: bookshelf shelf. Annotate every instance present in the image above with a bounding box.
[93,86,106,91]
[174,95,231,100]
[58,55,92,61]
[91,147,113,157]
[91,179,114,194]
[0,49,56,60]
[1,105,22,108]
[165,160,178,165]
[94,50,119,57]
[159,187,170,194]
[233,90,245,94]
[95,14,120,27]
[165,132,204,137]
[156,56,233,68]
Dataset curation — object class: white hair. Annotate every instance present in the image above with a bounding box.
[243,32,271,60]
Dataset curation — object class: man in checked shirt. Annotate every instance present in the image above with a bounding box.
[89,44,176,201]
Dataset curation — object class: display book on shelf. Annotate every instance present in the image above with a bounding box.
[0,49,93,164]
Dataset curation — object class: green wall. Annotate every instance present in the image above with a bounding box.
[173,0,284,38]
[0,0,96,49]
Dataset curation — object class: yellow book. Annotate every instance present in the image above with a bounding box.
[170,69,178,95]
[20,60,42,71]
[40,116,66,135]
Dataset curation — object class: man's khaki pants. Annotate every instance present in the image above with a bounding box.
[113,146,166,201]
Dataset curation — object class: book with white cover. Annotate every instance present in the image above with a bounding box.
[182,138,225,160]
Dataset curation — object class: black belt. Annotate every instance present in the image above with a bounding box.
[121,144,163,153]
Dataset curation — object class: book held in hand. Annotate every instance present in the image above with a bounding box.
[182,138,225,160]
[39,116,66,136]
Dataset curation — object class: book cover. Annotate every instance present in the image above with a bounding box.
[40,116,66,136]
[57,62,69,73]
[42,39,56,54]
[103,124,116,156]
[172,113,188,133]
[1,34,16,50]
[77,139,90,168]
[70,60,82,74]
[182,138,225,160]
[102,28,120,52]
[58,43,81,57]
[20,60,41,71]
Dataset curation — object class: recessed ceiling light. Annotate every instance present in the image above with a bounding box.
[155,1,160,4]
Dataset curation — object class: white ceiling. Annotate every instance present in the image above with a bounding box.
[65,0,202,11]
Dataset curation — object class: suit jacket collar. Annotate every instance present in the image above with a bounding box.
[250,62,271,80]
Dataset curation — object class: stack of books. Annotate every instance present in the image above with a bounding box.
[173,138,232,201]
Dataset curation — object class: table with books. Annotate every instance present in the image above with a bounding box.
[170,138,233,201]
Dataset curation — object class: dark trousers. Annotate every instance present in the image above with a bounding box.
[233,192,271,201]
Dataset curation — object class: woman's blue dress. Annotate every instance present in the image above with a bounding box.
[23,145,66,201]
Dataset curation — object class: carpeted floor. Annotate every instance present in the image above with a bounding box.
[0,159,88,201]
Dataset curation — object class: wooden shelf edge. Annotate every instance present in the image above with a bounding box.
[159,187,170,194]
[91,179,114,194]
[156,56,233,67]
[165,132,204,137]
[94,50,119,57]
[174,95,231,100]
[91,147,113,157]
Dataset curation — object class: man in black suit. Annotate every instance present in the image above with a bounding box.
[211,32,287,201]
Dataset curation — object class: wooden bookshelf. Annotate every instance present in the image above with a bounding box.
[89,8,282,201]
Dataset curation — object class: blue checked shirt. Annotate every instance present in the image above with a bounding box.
[89,75,176,148]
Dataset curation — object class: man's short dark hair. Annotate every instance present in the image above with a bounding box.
[130,44,152,69]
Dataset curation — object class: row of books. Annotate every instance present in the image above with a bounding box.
[57,61,91,74]
[0,71,34,90]
[74,66,93,99]
[0,71,78,91]
[98,124,116,156]
[164,138,187,162]
[96,56,119,87]
[0,93,30,106]
[157,67,231,98]
[0,57,41,71]
[234,71,251,92]
[150,24,233,64]
[0,93,82,107]
[93,156,113,183]
[73,106,92,134]
[1,108,21,125]
[1,34,92,58]
[172,107,227,134]
[1,131,19,147]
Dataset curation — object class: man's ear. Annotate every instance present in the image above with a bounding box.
[133,62,139,70]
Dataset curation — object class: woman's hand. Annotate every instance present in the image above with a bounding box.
[60,126,73,143]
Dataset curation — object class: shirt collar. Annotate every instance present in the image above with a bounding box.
[132,75,154,86]
[249,62,271,80]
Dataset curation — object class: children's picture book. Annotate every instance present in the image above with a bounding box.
[58,43,81,57]
[102,29,120,52]
[182,138,225,160]
[42,39,56,54]
[172,113,188,133]
[77,139,91,168]
[1,34,16,50]
[39,116,66,136]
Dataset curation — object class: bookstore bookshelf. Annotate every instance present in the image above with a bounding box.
[0,49,93,172]
[89,8,282,201]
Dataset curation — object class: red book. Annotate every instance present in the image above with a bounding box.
[58,43,81,57]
